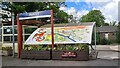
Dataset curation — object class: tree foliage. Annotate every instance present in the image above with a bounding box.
[109,21,117,26]
[80,10,105,27]
[116,22,120,44]
[9,2,68,24]
[104,23,109,26]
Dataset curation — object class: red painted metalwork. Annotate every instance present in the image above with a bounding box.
[2,20,44,25]
[16,10,53,58]
[17,14,23,58]
[51,10,54,49]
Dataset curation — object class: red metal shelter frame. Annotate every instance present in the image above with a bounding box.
[17,10,54,58]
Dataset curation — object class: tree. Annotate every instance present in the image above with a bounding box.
[104,23,109,26]
[109,21,117,26]
[9,2,68,24]
[116,21,120,44]
[80,10,105,27]
[56,10,68,23]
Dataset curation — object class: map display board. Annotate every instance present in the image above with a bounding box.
[25,23,95,45]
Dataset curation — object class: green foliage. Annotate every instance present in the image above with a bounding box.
[25,2,46,12]
[100,38,111,45]
[109,21,117,26]
[56,10,68,23]
[104,23,109,26]
[10,3,25,14]
[75,44,88,51]
[2,46,12,51]
[81,10,105,27]
[10,2,46,13]
[24,45,51,51]
[92,32,100,45]
[55,44,64,50]
[10,2,68,24]
[116,23,120,44]
[53,44,88,51]
[92,32,117,45]
[66,45,75,50]
[24,44,88,51]
[29,45,40,51]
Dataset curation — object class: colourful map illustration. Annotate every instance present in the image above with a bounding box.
[25,24,94,45]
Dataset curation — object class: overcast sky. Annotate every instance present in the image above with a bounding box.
[59,0,119,24]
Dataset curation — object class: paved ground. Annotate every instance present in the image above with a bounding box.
[1,50,119,66]
[95,45,120,51]
[1,56,119,66]
[98,51,119,60]
[0,45,120,66]
[0,54,2,67]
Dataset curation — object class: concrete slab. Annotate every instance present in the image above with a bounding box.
[110,46,120,51]
[98,51,120,60]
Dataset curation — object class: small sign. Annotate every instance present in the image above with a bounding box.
[62,52,77,58]
[19,10,51,20]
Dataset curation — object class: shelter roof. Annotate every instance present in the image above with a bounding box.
[40,22,95,28]
[96,26,118,32]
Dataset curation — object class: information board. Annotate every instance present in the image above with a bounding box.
[25,23,95,45]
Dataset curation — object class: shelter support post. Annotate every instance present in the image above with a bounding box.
[94,24,96,50]
[17,14,23,58]
[51,10,54,49]
[12,13,15,57]
[0,14,3,46]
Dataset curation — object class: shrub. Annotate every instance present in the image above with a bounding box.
[116,24,120,44]
[60,44,88,51]
[100,38,111,45]
[2,46,12,51]
[24,44,89,51]
[92,33,100,45]
[24,45,51,51]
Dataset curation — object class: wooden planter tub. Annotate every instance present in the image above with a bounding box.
[2,49,12,56]
[52,50,89,61]
[21,50,50,60]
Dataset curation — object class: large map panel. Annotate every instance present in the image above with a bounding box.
[25,24,94,45]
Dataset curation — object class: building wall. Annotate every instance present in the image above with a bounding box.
[99,32,116,40]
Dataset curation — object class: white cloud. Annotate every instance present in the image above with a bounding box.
[96,0,118,23]
[65,7,89,18]
[65,7,76,16]
[84,0,112,2]
[63,0,119,23]
[59,7,66,11]
[66,0,113,2]
[76,10,89,18]
[63,6,89,23]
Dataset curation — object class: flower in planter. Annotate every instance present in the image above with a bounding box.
[28,46,32,51]
[46,45,52,50]
[76,44,88,51]
[53,47,56,50]
[74,47,79,50]
[24,45,52,51]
